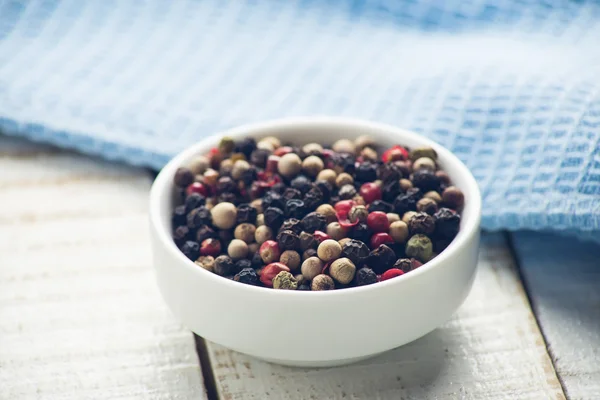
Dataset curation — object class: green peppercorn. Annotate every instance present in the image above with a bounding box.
[272,271,298,290]
[195,255,215,272]
[410,147,437,161]
[311,274,335,291]
[329,257,356,284]
[219,137,235,154]
[348,205,369,223]
[405,234,433,262]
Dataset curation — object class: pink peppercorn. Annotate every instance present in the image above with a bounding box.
[334,200,355,214]
[367,211,390,233]
[382,145,408,163]
[313,230,331,243]
[260,262,291,287]
[200,238,221,257]
[370,232,394,249]
[259,240,281,264]
[359,183,382,204]
[186,182,210,197]
[381,268,404,281]
[266,155,281,173]
[274,146,294,157]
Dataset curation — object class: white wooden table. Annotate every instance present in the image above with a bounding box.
[1,135,599,400]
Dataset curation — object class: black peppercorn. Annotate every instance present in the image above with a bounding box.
[433,237,453,253]
[393,188,422,215]
[184,193,206,211]
[196,225,216,243]
[314,180,332,202]
[233,137,257,158]
[290,175,313,194]
[393,257,422,272]
[213,255,235,276]
[366,244,396,274]
[355,162,377,182]
[187,206,212,230]
[368,200,393,214]
[276,230,301,251]
[299,231,318,250]
[250,148,271,168]
[240,167,258,186]
[382,179,401,202]
[302,248,318,260]
[263,207,285,230]
[332,153,356,174]
[285,199,307,219]
[234,267,259,285]
[378,163,403,183]
[173,225,190,247]
[262,191,286,210]
[303,186,324,210]
[234,259,253,275]
[341,239,370,267]
[279,218,304,235]
[174,167,194,188]
[434,208,461,239]
[355,267,378,286]
[216,176,237,195]
[408,212,436,235]
[271,182,287,194]
[301,212,327,233]
[350,223,371,244]
[251,252,264,268]
[412,169,441,192]
[172,205,187,226]
[338,184,357,200]
[218,192,238,204]
[283,187,302,201]
[297,284,311,291]
[181,240,200,260]
[236,203,258,224]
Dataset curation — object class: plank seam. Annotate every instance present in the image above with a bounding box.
[505,232,570,400]
[195,335,220,400]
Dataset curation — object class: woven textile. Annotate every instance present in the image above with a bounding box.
[1,0,599,240]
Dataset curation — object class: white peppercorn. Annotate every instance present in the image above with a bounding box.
[326,222,348,241]
[260,136,281,149]
[360,147,378,161]
[390,221,409,243]
[302,155,324,177]
[302,143,323,155]
[330,257,356,284]
[211,202,237,229]
[402,211,417,225]
[387,213,401,223]
[317,169,337,186]
[255,225,273,244]
[278,153,302,178]
[231,159,251,180]
[251,199,263,214]
[399,178,413,191]
[424,191,442,203]
[317,239,342,262]
[412,157,436,171]
[301,257,323,280]
[257,140,275,151]
[195,255,215,272]
[228,239,249,260]
[248,243,259,254]
[203,168,219,186]
[311,274,335,291]
[354,135,375,151]
[234,223,256,243]
[315,204,337,224]
[189,155,210,175]
[332,139,356,154]
[336,172,354,188]
[280,250,301,271]
[219,159,234,175]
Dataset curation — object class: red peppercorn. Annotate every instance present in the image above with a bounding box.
[266,155,281,173]
[186,182,210,197]
[260,262,291,287]
[370,232,394,249]
[334,200,355,214]
[274,146,294,157]
[382,145,409,163]
[313,231,331,243]
[359,183,382,204]
[200,238,221,257]
[209,147,223,169]
[367,211,390,233]
[259,240,281,264]
[381,268,404,281]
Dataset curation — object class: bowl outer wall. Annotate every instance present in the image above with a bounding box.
[149,117,481,363]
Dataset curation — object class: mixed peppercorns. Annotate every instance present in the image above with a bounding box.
[170,135,464,290]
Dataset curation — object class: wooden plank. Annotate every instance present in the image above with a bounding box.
[511,232,600,400]
[0,137,207,400]
[205,233,565,400]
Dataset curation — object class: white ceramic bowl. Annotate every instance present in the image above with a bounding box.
[149,117,481,367]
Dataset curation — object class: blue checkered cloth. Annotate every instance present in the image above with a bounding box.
[1,0,599,241]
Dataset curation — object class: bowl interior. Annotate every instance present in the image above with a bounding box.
[150,117,481,295]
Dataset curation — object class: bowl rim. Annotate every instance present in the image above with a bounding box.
[149,116,482,297]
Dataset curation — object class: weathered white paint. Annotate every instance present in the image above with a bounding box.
[207,234,565,400]
[0,137,206,400]
[512,232,600,400]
